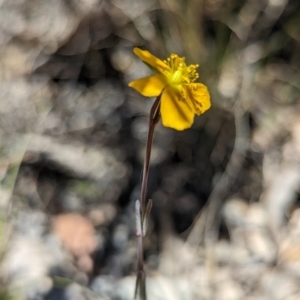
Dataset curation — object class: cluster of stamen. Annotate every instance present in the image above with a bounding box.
[163,54,199,85]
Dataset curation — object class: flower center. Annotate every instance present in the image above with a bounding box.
[163,54,199,86]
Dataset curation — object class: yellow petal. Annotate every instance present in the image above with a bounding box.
[186,83,211,115]
[129,74,167,97]
[160,87,194,131]
[133,48,170,73]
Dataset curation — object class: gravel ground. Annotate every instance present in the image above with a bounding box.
[1,0,300,299]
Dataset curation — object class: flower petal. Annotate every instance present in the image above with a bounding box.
[129,74,167,97]
[133,48,170,73]
[160,87,194,131]
[186,83,211,115]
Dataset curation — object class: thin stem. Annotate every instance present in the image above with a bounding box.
[140,95,161,219]
[135,94,161,300]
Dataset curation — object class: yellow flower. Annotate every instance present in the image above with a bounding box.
[129,48,211,131]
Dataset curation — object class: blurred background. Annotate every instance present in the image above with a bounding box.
[0,0,300,299]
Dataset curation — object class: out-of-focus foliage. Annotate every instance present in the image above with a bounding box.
[0,0,300,299]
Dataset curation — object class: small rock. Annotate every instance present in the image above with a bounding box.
[1,234,68,298]
[223,198,249,227]
[215,278,244,300]
[52,213,98,259]
[260,271,299,300]
[246,229,277,264]
[52,213,101,275]
[90,275,115,299]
